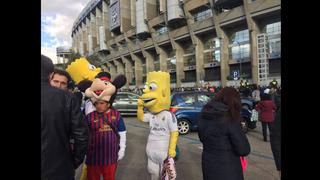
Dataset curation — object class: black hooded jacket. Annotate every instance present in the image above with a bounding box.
[198,100,250,180]
[41,80,89,180]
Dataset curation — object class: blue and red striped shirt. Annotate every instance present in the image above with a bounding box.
[85,108,126,165]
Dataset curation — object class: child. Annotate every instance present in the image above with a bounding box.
[84,75,127,180]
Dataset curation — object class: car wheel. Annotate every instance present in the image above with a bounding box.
[178,119,191,135]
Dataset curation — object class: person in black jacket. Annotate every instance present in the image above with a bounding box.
[270,95,281,178]
[41,55,89,180]
[198,87,251,180]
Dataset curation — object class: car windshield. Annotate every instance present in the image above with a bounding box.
[128,94,139,100]
[116,94,129,100]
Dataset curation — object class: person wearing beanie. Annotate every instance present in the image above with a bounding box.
[41,55,89,179]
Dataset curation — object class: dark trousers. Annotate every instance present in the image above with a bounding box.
[261,122,273,141]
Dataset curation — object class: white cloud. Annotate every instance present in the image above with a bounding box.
[41,0,88,18]
[41,0,89,64]
[42,14,74,44]
[41,46,58,64]
[41,35,70,64]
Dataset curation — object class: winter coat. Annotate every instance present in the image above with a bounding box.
[270,107,281,170]
[41,81,89,180]
[198,100,251,180]
[255,100,276,123]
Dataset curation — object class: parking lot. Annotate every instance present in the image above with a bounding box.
[75,116,280,180]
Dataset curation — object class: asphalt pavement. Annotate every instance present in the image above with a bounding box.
[75,116,280,180]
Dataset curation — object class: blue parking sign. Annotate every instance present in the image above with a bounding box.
[232,70,240,80]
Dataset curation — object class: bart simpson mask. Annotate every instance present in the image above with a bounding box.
[140,71,171,113]
[66,58,101,84]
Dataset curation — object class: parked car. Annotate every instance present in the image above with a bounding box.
[169,91,215,135]
[113,92,139,115]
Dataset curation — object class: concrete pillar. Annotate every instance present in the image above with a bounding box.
[130,0,136,27]
[95,8,103,47]
[89,13,97,54]
[133,55,143,87]
[195,36,205,87]
[123,57,134,88]
[145,51,155,73]
[88,34,93,55]
[102,0,111,41]
[73,33,76,53]
[107,61,117,79]
[249,26,260,85]
[212,9,230,87]
[243,0,260,84]
[99,26,107,50]
[173,41,185,88]
[79,27,84,55]
[159,47,168,71]
[72,37,75,51]
[160,0,166,13]
[72,34,77,53]
[75,30,80,53]
[219,32,230,87]
[120,0,131,33]
[86,18,92,54]
[82,22,88,55]
[115,59,125,75]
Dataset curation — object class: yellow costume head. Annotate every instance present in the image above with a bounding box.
[66,58,102,84]
[140,71,171,113]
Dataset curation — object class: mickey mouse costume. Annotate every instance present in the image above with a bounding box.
[83,73,127,180]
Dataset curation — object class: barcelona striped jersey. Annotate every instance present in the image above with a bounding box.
[85,108,126,165]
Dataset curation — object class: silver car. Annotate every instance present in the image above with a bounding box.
[113,92,139,115]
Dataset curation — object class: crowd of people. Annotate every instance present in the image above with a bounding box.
[41,54,281,180]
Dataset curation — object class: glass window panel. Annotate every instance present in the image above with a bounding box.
[215,38,220,48]
[215,50,221,62]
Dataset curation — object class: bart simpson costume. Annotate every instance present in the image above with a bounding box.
[137,71,179,180]
[66,58,101,84]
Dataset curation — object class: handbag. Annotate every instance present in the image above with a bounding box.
[240,156,247,172]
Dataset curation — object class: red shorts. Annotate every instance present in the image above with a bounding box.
[87,163,117,180]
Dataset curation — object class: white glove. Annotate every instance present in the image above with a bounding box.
[118,131,126,161]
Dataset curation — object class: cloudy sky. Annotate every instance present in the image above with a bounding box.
[41,0,89,64]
